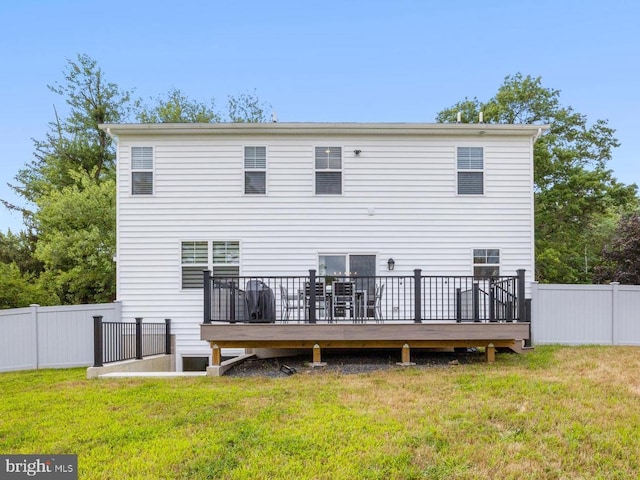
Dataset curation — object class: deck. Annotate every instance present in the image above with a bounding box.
[201,270,530,367]
[201,321,530,366]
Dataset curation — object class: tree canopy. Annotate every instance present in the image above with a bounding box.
[136,87,270,123]
[594,212,640,284]
[437,74,638,283]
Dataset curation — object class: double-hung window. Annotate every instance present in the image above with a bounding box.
[244,146,266,195]
[457,147,483,195]
[473,248,500,277]
[315,146,342,195]
[212,241,240,276]
[181,240,240,289]
[131,146,154,195]
[181,241,208,289]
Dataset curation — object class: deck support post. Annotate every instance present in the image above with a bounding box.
[485,343,495,363]
[211,343,221,366]
[397,343,416,366]
[310,343,326,367]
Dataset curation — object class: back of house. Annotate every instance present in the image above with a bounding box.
[101,122,543,371]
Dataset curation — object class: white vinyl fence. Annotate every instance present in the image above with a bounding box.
[531,282,640,345]
[0,302,122,372]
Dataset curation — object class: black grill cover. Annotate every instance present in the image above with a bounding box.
[245,280,276,322]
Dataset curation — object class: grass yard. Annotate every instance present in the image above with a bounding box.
[1,346,639,479]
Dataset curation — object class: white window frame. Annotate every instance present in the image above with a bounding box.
[181,241,209,289]
[317,253,377,277]
[244,146,267,195]
[212,241,240,277]
[472,248,500,278]
[180,240,240,290]
[131,146,154,195]
[457,146,484,195]
[315,146,343,195]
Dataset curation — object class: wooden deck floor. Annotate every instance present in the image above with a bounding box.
[201,322,530,366]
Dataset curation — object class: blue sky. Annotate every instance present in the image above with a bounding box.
[1,0,638,232]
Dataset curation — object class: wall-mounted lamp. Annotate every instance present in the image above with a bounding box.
[387,258,395,271]
[354,149,362,155]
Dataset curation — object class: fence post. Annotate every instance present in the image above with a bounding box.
[472,282,480,322]
[528,280,538,347]
[165,319,172,354]
[93,315,103,367]
[414,269,422,323]
[30,304,40,369]
[309,269,316,324]
[611,282,620,345]
[135,317,143,360]
[455,288,462,322]
[517,269,526,322]
[524,299,532,347]
[203,270,212,324]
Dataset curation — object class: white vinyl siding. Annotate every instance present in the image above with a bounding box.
[131,146,153,195]
[244,146,266,195]
[457,146,483,195]
[473,248,500,277]
[315,146,342,195]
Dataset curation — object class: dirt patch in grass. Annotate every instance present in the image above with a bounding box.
[225,348,488,377]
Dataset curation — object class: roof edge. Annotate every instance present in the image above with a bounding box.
[100,122,549,137]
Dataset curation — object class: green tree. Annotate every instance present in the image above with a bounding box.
[0,229,43,276]
[7,54,133,215]
[0,260,56,309]
[34,173,116,304]
[136,87,221,123]
[437,73,638,283]
[594,212,640,284]
[137,88,270,123]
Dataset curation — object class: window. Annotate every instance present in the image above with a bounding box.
[181,240,240,289]
[212,241,240,276]
[131,146,153,195]
[244,146,266,194]
[315,146,342,195]
[473,248,500,277]
[318,254,376,277]
[457,147,483,195]
[319,255,347,277]
[181,241,208,289]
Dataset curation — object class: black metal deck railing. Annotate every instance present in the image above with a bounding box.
[203,269,526,324]
[93,316,172,367]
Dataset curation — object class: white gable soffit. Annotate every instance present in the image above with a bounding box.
[100,122,549,139]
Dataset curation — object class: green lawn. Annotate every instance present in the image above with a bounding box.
[1,346,639,479]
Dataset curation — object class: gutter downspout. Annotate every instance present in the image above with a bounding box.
[533,127,543,142]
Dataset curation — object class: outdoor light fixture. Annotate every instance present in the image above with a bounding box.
[387,258,395,271]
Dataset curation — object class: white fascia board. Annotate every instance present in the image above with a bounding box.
[100,122,549,139]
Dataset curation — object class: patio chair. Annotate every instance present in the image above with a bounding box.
[332,281,356,321]
[280,285,303,322]
[373,283,385,322]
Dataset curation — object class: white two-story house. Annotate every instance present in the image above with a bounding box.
[101,122,544,371]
